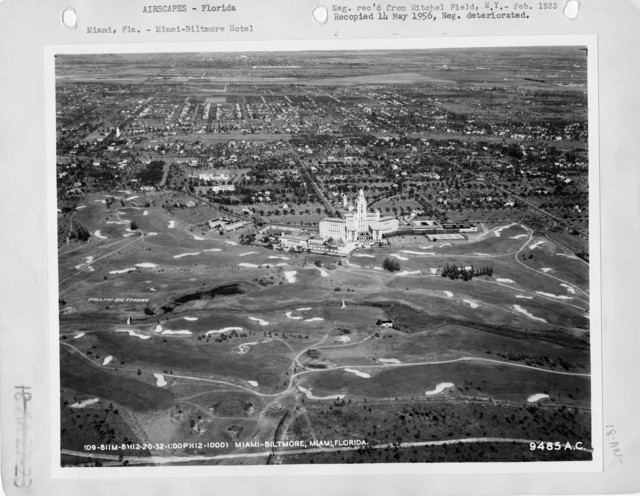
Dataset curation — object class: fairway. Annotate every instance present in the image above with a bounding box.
[58,205,592,464]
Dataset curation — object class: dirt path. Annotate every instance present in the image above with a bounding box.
[59,234,144,286]
[292,355,590,382]
[514,225,589,299]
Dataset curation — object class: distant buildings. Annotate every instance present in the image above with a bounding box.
[210,184,235,193]
[208,217,245,231]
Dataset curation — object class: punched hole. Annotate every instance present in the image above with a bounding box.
[563,0,579,20]
[312,6,329,24]
[62,8,77,29]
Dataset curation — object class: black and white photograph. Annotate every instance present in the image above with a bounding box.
[54,45,596,468]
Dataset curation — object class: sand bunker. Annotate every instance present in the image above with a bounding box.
[183,317,198,321]
[173,252,200,259]
[402,250,433,255]
[147,232,158,236]
[439,243,452,248]
[275,263,287,266]
[430,268,438,274]
[536,291,572,300]
[143,210,149,215]
[239,251,258,257]
[74,332,85,339]
[153,324,163,333]
[94,230,107,239]
[167,221,176,228]
[305,317,324,322]
[396,270,420,276]
[116,329,151,340]
[70,398,99,409]
[285,311,304,320]
[493,224,515,237]
[203,248,221,252]
[373,267,383,271]
[193,235,205,241]
[238,341,259,354]
[269,255,290,260]
[425,382,454,396]
[225,240,238,246]
[530,240,546,249]
[510,234,528,239]
[561,284,577,294]
[378,358,401,364]
[420,245,434,249]
[205,327,243,336]
[162,329,192,335]
[341,300,346,308]
[109,268,136,274]
[444,291,453,297]
[153,373,167,387]
[102,356,113,366]
[122,233,136,238]
[298,386,344,401]
[516,295,534,299]
[135,262,157,268]
[248,317,269,326]
[106,220,129,225]
[346,261,361,268]
[353,253,375,258]
[76,205,86,210]
[541,268,553,273]
[496,278,515,283]
[239,263,260,268]
[527,393,550,403]
[556,253,577,260]
[333,336,351,343]
[315,266,329,277]
[463,299,479,309]
[248,381,259,387]
[345,368,371,379]
[390,254,408,261]
[94,199,106,204]
[284,271,297,283]
[513,305,547,323]
[297,307,312,311]
[125,196,139,201]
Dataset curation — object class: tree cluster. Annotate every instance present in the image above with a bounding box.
[136,160,165,186]
[69,222,90,242]
[440,263,493,281]
[382,258,401,272]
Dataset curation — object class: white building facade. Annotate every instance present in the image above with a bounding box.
[319,190,398,244]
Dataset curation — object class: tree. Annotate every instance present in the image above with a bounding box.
[382,258,400,272]
[74,224,90,241]
[130,220,138,230]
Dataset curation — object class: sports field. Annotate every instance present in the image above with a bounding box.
[58,193,591,465]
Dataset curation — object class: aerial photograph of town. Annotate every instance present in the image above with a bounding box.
[55,47,592,467]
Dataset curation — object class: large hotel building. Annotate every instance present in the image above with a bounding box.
[319,190,398,244]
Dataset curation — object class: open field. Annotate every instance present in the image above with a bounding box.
[57,202,591,466]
